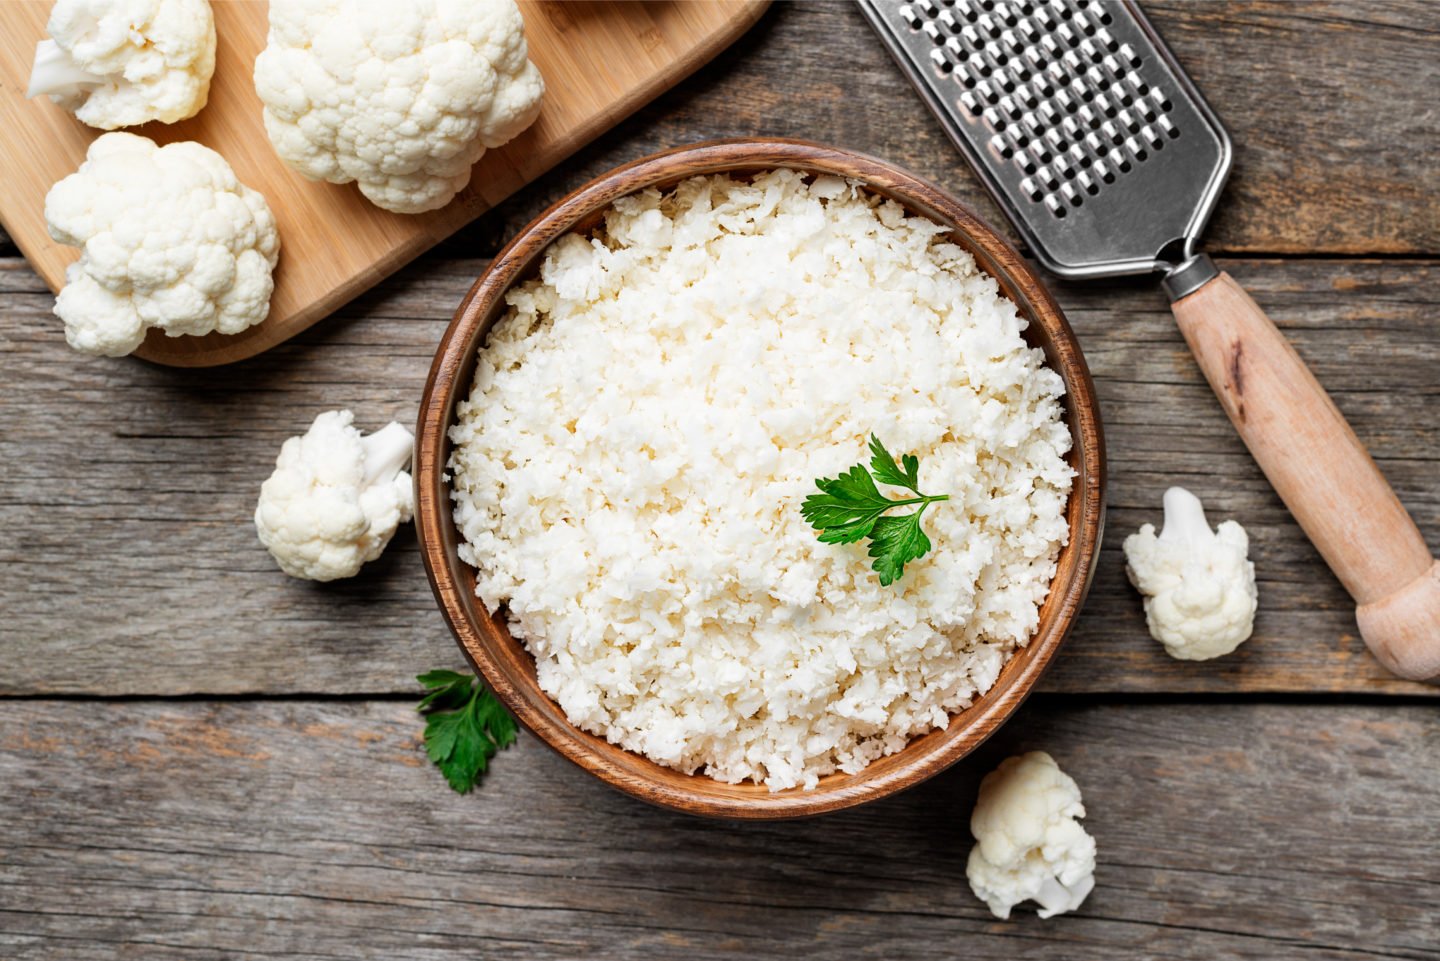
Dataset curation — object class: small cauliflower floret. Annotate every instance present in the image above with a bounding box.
[44,133,281,357]
[253,0,545,214]
[967,751,1097,920]
[255,411,416,582]
[28,0,216,129]
[1123,486,1258,660]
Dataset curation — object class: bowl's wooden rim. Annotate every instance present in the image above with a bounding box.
[416,139,1106,819]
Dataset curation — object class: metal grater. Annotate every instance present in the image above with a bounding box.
[859,0,1231,290]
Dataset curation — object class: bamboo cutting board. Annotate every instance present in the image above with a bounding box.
[0,1,770,366]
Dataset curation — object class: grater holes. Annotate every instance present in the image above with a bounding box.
[891,0,1182,218]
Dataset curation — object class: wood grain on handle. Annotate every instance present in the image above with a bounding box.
[1172,272,1440,681]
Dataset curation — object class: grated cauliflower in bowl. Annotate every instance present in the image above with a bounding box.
[447,169,1076,792]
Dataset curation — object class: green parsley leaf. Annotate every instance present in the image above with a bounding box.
[800,434,948,585]
[416,669,518,794]
[867,511,934,587]
[801,464,898,544]
[867,434,921,493]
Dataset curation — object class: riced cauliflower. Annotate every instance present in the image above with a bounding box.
[448,171,1075,791]
[967,751,1097,920]
[1124,486,1258,660]
[27,0,216,129]
[255,411,415,582]
[44,132,280,357]
[253,0,545,214]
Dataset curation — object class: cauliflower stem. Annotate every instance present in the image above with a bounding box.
[362,422,418,487]
[26,39,106,100]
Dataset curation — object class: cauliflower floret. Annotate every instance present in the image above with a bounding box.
[967,751,1097,920]
[255,411,416,582]
[27,0,216,129]
[253,0,545,214]
[44,132,281,357]
[1124,486,1258,660]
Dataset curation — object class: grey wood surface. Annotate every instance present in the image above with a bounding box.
[4,256,1436,695]
[1,699,1435,960]
[3,2,1439,957]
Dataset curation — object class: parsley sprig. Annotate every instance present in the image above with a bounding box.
[801,435,950,586]
[417,669,517,794]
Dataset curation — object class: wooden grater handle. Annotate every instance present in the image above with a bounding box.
[1170,265,1440,681]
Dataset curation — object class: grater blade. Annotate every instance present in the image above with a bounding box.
[859,0,1232,279]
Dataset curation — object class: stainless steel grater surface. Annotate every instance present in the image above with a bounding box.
[858,0,1231,280]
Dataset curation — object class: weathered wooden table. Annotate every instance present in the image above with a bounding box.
[2,3,1437,958]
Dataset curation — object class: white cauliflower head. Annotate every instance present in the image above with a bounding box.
[27,0,216,129]
[255,410,416,582]
[967,751,1097,920]
[44,133,281,357]
[1123,486,1258,660]
[253,0,546,214]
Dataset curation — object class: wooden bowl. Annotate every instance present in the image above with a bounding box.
[415,139,1105,819]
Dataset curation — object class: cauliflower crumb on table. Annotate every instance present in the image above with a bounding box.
[1124,486,1258,661]
[255,410,415,583]
[966,751,1097,920]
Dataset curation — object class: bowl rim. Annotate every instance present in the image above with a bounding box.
[415,138,1106,819]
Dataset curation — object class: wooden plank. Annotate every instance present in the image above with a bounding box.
[0,699,1435,960]
[9,1,1431,263]
[1,255,1436,696]
[0,0,771,366]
